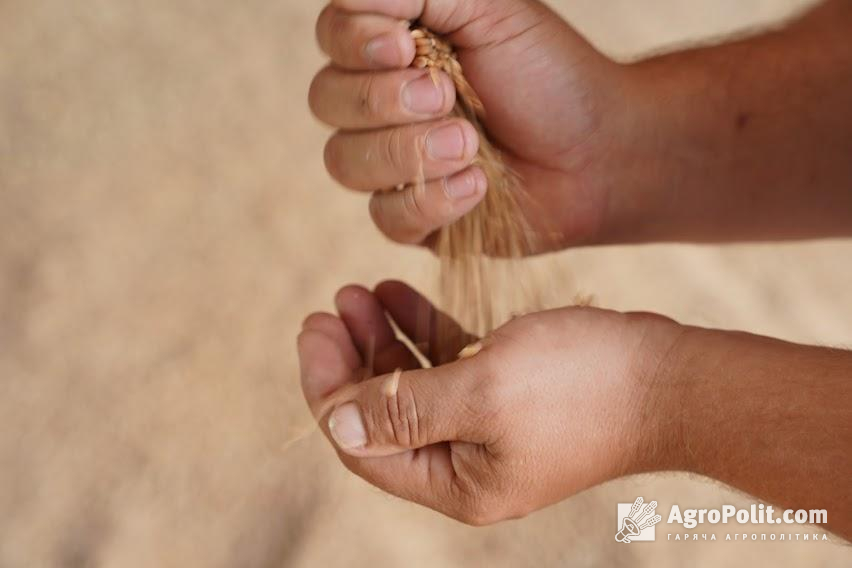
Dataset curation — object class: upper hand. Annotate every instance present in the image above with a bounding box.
[297,281,683,524]
[309,0,630,251]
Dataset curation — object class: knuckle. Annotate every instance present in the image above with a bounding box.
[368,194,400,240]
[461,368,517,436]
[500,313,547,347]
[316,6,342,53]
[381,127,409,177]
[323,136,350,186]
[315,5,332,47]
[370,192,424,245]
[322,138,339,179]
[357,74,383,122]
[465,355,506,415]
[295,329,312,352]
[367,379,423,447]
[307,70,329,120]
[322,9,350,59]
[327,9,348,41]
[401,185,429,226]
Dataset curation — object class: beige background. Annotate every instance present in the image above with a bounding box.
[1,0,850,566]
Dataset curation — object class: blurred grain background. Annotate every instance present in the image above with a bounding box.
[1,0,850,566]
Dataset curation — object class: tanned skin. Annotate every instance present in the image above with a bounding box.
[303,0,852,539]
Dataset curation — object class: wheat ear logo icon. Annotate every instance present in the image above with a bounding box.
[615,497,662,543]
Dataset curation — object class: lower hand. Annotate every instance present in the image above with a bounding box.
[297,281,683,524]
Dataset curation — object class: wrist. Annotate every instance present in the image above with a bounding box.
[595,53,726,245]
[626,318,701,476]
[594,17,852,244]
[640,325,775,477]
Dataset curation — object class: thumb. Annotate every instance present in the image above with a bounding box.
[325,360,480,457]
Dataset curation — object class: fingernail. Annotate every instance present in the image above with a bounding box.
[328,402,367,450]
[365,33,400,67]
[402,75,444,114]
[445,169,482,200]
[426,124,466,161]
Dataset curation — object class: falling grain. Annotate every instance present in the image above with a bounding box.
[407,26,543,361]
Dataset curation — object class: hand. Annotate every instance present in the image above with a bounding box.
[297,281,683,524]
[309,0,630,250]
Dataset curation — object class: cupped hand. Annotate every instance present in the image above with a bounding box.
[297,281,683,524]
[309,0,630,251]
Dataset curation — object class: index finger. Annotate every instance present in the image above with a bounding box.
[317,5,415,70]
[332,0,479,37]
[375,280,478,365]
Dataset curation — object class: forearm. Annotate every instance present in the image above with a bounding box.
[604,0,852,243]
[654,326,852,538]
